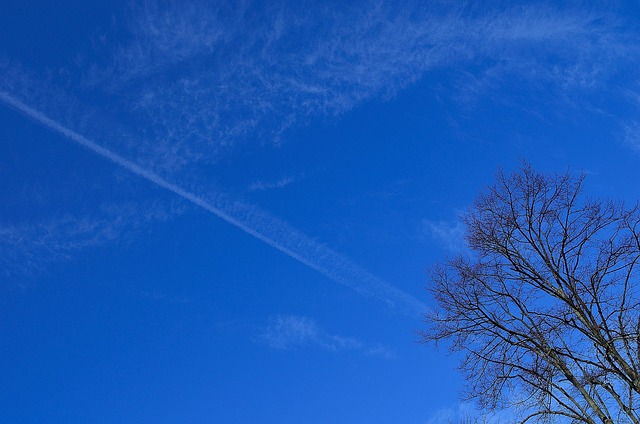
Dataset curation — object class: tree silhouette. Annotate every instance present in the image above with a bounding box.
[422,164,640,423]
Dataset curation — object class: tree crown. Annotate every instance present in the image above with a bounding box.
[423,164,640,424]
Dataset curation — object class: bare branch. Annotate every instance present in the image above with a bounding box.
[423,163,640,423]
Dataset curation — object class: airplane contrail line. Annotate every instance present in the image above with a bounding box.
[0,89,426,315]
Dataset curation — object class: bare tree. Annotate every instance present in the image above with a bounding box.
[422,164,640,423]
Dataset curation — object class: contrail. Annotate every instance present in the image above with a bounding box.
[0,89,426,315]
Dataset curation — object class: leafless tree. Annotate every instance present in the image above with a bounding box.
[422,164,640,423]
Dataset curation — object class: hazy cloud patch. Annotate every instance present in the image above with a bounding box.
[260,315,361,351]
[248,174,300,192]
[259,314,396,358]
[422,218,466,253]
[72,1,640,172]
[0,200,183,278]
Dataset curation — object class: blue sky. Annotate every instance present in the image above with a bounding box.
[2,1,640,423]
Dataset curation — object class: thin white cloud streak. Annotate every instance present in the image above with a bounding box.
[0,90,425,314]
[0,215,118,277]
[365,344,397,360]
[422,219,467,253]
[260,315,360,351]
[0,201,180,277]
[248,175,298,192]
[259,314,396,358]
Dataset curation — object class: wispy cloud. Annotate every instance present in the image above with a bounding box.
[620,87,640,153]
[365,344,398,360]
[2,0,638,307]
[3,2,639,180]
[623,121,640,153]
[0,90,425,314]
[73,1,640,171]
[260,315,360,351]
[259,314,395,358]
[422,219,466,253]
[248,174,299,192]
[0,216,112,277]
[0,200,181,277]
